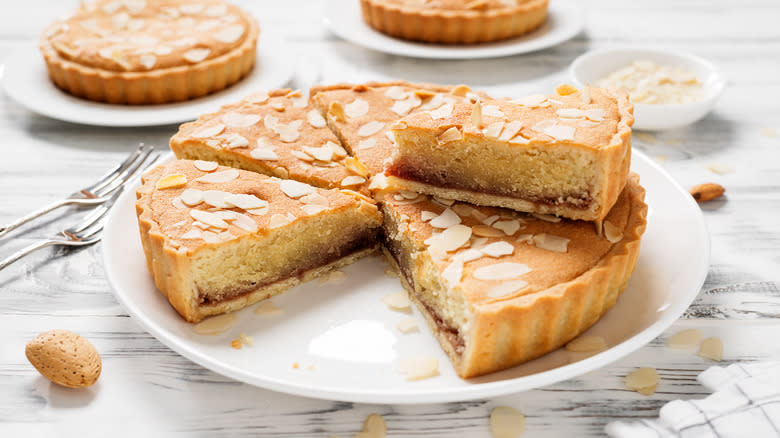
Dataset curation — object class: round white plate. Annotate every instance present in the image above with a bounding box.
[323,0,584,60]
[2,36,295,127]
[102,150,709,404]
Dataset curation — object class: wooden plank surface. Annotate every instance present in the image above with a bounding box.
[1,0,779,436]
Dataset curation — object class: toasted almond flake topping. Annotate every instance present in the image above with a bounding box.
[625,367,659,392]
[156,174,187,189]
[183,48,210,63]
[429,208,461,229]
[471,99,483,128]
[385,86,407,100]
[452,204,474,217]
[193,313,238,335]
[192,123,225,138]
[300,192,329,206]
[533,233,570,253]
[139,54,156,69]
[279,180,314,198]
[357,121,385,137]
[481,241,515,258]
[497,121,523,142]
[344,157,369,177]
[191,220,209,229]
[453,248,483,263]
[513,94,548,107]
[189,209,229,229]
[214,24,244,43]
[532,213,561,223]
[246,90,269,104]
[603,221,623,243]
[193,160,218,172]
[584,108,606,122]
[481,215,500,226]
[223,133,249,148]
[426,224,472,253]
[357,138,377,150]
[419,93,446,111]
[429,102,454,119]
[245,206,269,216]
[472,224,505,238]
[400,190,419,199]
[397,357,439,381]
[474,262,531,280]
[254,300,283,316]
[214,210,237,221]
[437,126,462,144]
[484,121,505,138]
[557,108,584,119]
[340,176,366,187]
[269,213,292,228]
[202,190,232,208]
[181,229,202,239]
[263,114,279,131]
[667,329,703,349]
[516,233,534,244]
[224,194,268,210]
[532,119,557,133]
[442,259,464,287]
[302,145,333,162]
[195,169,239,184]
[482,104,505,118]
[697,337,723,361]
[274,120,303,143]
[306,109,326,128]
[232,212,258,232]
[544,124,576,141]
[421,211,438,222]
[327,101,346,123]
[391,94,422,116]
[565,335,608,353]
[490,406,526,438]
[222,112,260,128]
[492,219,521,236]
[581,86,591,104]
[433,196,455,206]
[487,279,528,299]
[345,98,369,118]
[450,84,472,96]
[250,146,278,161]
[301,204,327,215]
[397,318,419,334]
[382,290,411,312]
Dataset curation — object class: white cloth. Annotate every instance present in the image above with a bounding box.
[606,362,780,438]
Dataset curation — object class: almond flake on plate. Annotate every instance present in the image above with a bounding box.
[490,406,526,438]
[254,300,283,316]
[279,180,314,198]
[193,160,218,172]
[481,241,514,258]
[487,280,528,298]
[624,367,659,395]
[565,335,608,353]
[667,329,703,349]
[382,290,411,312]
[345,98,369,118]
[397,318,419,334]
[195,169,239,184]
[533,233,570,253]
[472,225,505,238]
[357,121,385,137]
[697,337,723,361]
[192,123,225,138]
[474,262,531,280]
[397,357,439,381]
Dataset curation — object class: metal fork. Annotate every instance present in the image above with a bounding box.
[0,144,157,240]
[0,187,123,271]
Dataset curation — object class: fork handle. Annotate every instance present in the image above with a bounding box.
[0,198,106,240]
[0,240,56,271]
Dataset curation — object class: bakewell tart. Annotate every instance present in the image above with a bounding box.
[170,89,371,193]
[309,81,481,178]
[385,87,634,221]
[136,159,382,322]
[40,0,258,104]
[379,173,647,378]
[359,0,549,44]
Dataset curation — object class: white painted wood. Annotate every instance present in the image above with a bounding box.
[1,0,779,436]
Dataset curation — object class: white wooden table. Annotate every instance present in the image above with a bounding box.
[1,1,779,436]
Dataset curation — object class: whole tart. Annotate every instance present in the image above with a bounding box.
[40,0,259,105]
[170,89,371,193]
[379,174,647,378]
[136,159,382,322]
[385,87,634,221]
[360,0,549,44]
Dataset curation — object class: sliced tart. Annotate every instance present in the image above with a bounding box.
[385,87,634,221]
[379,174,647,378]
[170,89,371,193]
[136,159,382,322]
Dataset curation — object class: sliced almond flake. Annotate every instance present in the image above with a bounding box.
[358,138,376,149]
[245,207,269,216]
[557,108,585,119]
[472,224,505,238]
[195,169,239,184]
[426,224,472,253]
[183,48,210,63]
[191,220,210,229]
[224,194,268,210]
[602,221,623,243]
[421,211,438,222]
[340,176,366,187]
[382,290,411,312]
[544,124,576,141]
[471,99,483,128]
[179,188,204,206]
[268,213,292,228]
[548,98,565,106]
[391,195,426,205]
[239,332,254,347]
[481,215,500,226]
[429,102,454,119]
[452,204,474,217]
[328,101,346,122]
[481,241,514,258]
[345,98,369,118]
[484,121,505,138]
[532,213,561,223]
[580,86,591,104]
[498,121,524,142]
[516,233,534,244]
[223,133,249,148]
[667,329,703,349]
[302,145,333,162]
[192,123,225,138]
[214,24,244,43]
[386,130,396,143]
[482,104,504,118]
[274,120,302,143]
[204,3,227,16]
[697,337,723,361]
[453,248,483,263]
[301,204,327,215]
[222,112,260,128]
[263,114,279,131]
[171,220,187,229]
[139,54,156,69]
[397,318,419,334]
[490,406,526,438]
[565,335,608,353]
[345,157,369,177]
[437,126,462,144]
[761,127,778,138]
[246,91,270,104]
[305,109,326,128]
[492,219,521,236]
[254,300,283,316]
[156,174,187,189]
[512,94,548,107]
[214,210,237,221]
[704,162,735,175]
[180,229,202,239]
[231,212,258,232]
[533,233,570,253]
[325,141,347,159]
[470,237,489,251]
[429,208,461,229]
[584,108,606,122]
[400,190,419,200]
[193,313,238,335]
[397,357,439,381]
[279,179,314,198]
[154,45,173,55]
[532,119,557,133]
[193,160,218,172]
[297,193,327,208]
[432,196,456,206]
[190,209,229,229]
[385,86,407,100]
[473,262,531,280]
[357,121,385,137]
[250,146,278,161]
[624,367,659,392]
[487,280,528,298]
[419,93,446,111]
[442,259,464,287]
[580,120,602,128]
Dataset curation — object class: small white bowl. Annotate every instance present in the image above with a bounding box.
[569,47,726,131]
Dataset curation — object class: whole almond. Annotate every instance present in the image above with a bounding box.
[25,330,102,388]
[690,183,725,202]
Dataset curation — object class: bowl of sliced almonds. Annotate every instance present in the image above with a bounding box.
[569,47,726,130]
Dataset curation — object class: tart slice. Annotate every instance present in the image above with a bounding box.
[136,159,382,322]
[309,81,480,178]
[170,89,371,193]
[385,87,634,221]
[379,174,647,378]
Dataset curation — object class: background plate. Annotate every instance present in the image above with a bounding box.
[102,150,709,404]
[323,0,584,59]
[2,35,294,127]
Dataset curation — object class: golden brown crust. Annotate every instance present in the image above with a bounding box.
[39,1,259,104]
[360,0,549,44]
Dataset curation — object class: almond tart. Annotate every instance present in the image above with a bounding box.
[385,87,634,221]
[360,0,549,44]
[379,173,647,378]
[136,159,382,322]
[40,0,258,104]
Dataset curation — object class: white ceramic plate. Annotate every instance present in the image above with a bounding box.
[1,36,295,127]
[323,0,584,60]
[102,150,709,404]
